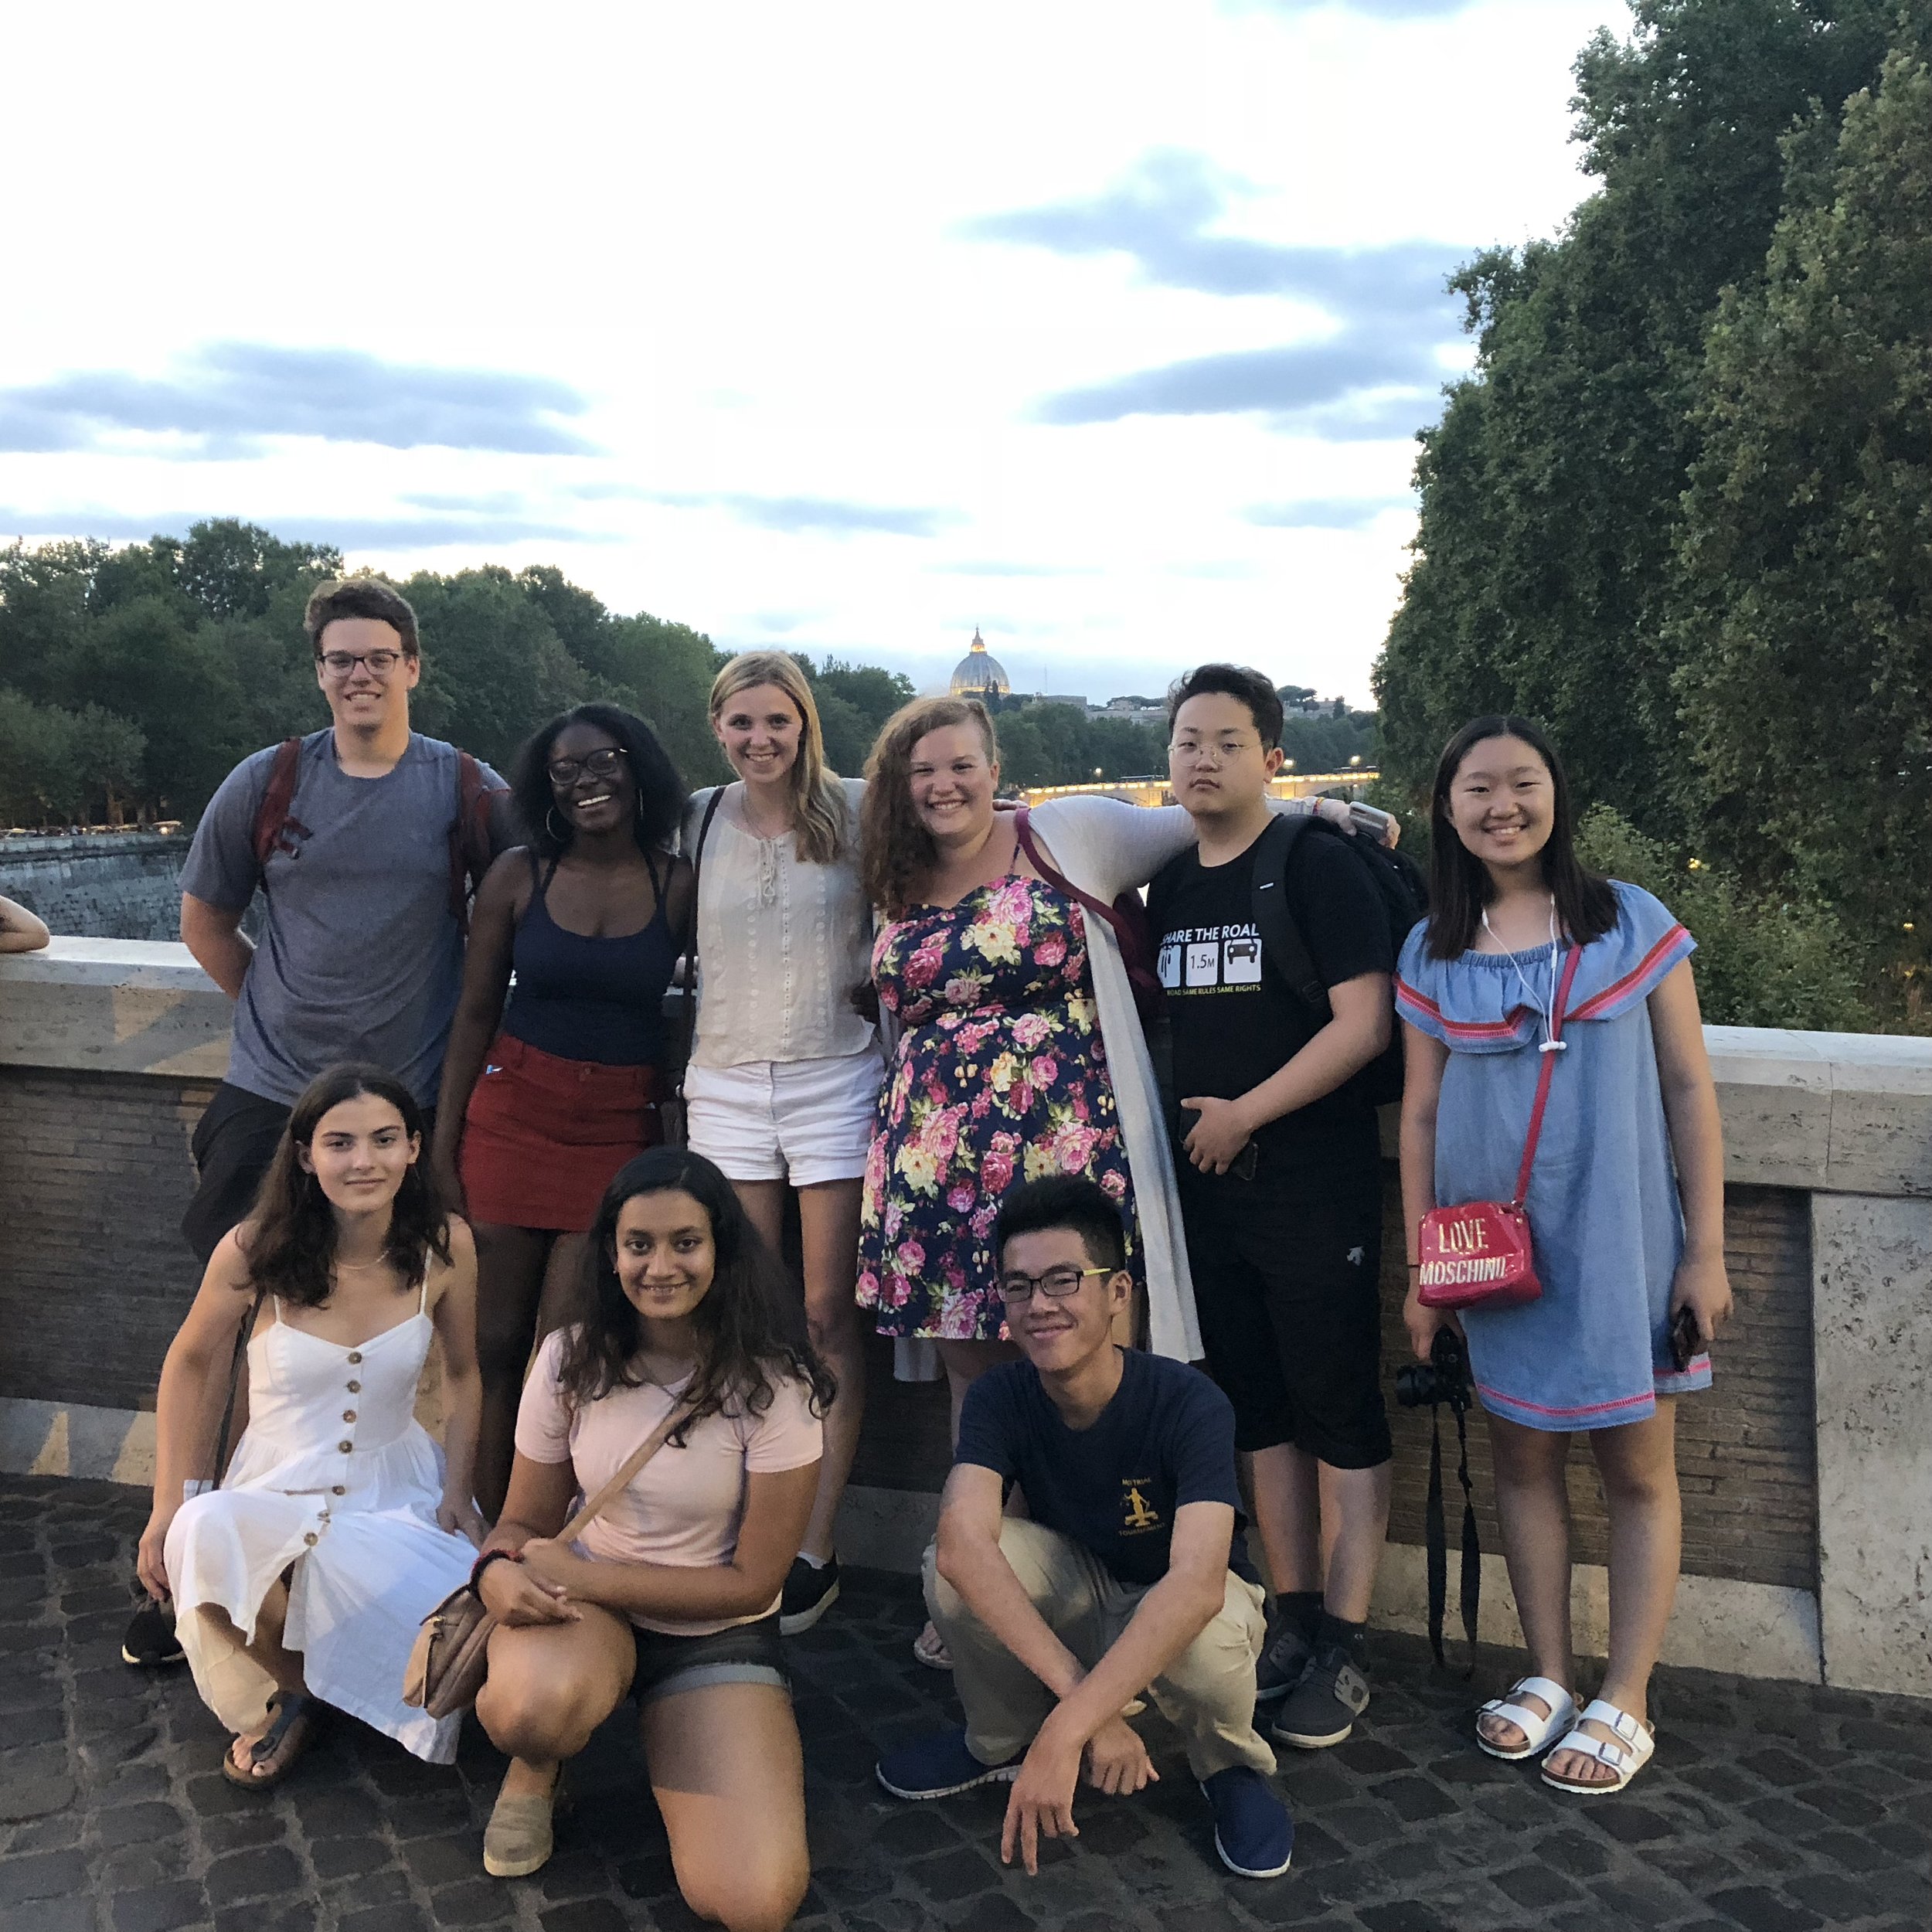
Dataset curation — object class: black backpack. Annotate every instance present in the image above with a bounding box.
[1248,812,1427,1107]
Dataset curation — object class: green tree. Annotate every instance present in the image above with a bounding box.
[403,566,588,774]
[1375,0,1895,826]
[1668,43,1932,959]
[1574,804,1869,1030]
[795,656,917,776]
[0,690,145,828]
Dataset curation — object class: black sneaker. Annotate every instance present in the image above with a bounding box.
[122,1597,185,1668]
[778,1556,841,1635]
[1253,1611,1315,1706]
[1270,1643,1369,1749]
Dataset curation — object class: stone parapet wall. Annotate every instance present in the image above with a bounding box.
[2,939,1927,1696]
[0,832,191,942]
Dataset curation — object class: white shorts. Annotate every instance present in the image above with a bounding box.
[683,1046,884,1186]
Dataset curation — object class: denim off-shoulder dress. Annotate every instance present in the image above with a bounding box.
[1395,882,1712,1432]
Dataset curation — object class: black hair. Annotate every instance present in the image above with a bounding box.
[1425,715,1619,961]
[242,1063,450,1308]
[1165,664,1284,750]
[553,1147,835,1427]
[994,1176,1129,1274]
[303,578,420,656]
[512,702,685,859]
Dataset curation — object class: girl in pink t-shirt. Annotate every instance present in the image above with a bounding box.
[472,1148,832,1923]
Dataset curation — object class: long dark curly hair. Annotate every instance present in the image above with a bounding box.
[553,1147,835,1429]
[1426,715,1618,961]
[512,702,685,859]
[242,1063,451,1308]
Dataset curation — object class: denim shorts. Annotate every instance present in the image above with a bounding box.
[629,1613,788,1705]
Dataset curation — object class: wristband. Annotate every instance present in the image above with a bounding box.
[471,1546,524,1594]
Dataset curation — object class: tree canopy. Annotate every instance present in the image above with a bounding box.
[1372,0,1924,1022]
[1376,0,1898,836]
[1,522,1204,826]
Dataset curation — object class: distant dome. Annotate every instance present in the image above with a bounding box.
[949,628,1010,697]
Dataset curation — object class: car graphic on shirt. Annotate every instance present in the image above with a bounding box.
[1223,935,1262,984]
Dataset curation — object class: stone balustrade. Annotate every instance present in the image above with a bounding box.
[2,937,1927,1698]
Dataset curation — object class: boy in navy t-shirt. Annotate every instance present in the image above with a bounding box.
[875,1179,1291,1883]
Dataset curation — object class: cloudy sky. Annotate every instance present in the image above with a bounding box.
[1,0,1628,702]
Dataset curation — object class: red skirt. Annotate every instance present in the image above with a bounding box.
[459,1033,662,1232]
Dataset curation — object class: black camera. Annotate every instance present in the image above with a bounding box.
[1394,1327,1471,1413]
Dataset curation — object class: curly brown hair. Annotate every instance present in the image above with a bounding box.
[858,696,998,917]
[241,1063,451,1308]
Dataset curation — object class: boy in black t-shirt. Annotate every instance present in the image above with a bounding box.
[875,1178,1292,1883]
[1147,664,1395,1750]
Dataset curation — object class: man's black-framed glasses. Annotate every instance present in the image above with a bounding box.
[546,747,628,787]
[317,648,406,679]
[996,1264,1111,1307]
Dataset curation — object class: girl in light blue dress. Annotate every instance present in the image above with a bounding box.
[1396,716,1731,1798]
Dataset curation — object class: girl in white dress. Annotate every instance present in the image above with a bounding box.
[138,1063,486,1785]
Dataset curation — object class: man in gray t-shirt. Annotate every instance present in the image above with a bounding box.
[174,578,507,1267]
[125,576,508,1675]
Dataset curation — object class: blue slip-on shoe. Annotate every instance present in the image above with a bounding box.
[1201,1766,1294,1879]
[876,1727,1024,1801]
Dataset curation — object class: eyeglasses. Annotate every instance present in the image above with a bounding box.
[317,648,406,679]
[546,747,628,787]
[1169,737,1260,765]
[996,1264,1111,1306]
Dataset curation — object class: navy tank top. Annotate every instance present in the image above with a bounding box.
[501,853,678,1066]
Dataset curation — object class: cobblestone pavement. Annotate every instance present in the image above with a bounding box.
[2,1476,1929,1932]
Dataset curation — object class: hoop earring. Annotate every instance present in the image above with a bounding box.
[546,805,572,843]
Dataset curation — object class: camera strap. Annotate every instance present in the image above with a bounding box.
[1424,1400,1481,1675]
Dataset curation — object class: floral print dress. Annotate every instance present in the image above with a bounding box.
[857,874,1138,1342]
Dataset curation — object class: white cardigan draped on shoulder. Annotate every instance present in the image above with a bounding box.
[1025,796,1202,1361]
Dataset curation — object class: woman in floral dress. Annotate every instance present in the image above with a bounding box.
[857,696,1145,1665]
[862,866,1138,1345]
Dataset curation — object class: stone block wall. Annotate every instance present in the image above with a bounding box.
[2,942,1929,1692]
[0,1068,209,1410]
[0,833,191,942]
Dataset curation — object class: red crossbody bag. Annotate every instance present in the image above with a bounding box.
[1415,942,1583,1311]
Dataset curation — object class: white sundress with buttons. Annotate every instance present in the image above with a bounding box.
[164,1277,478,1762]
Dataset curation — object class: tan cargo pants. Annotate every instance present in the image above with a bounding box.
[924,1518,1277,1779]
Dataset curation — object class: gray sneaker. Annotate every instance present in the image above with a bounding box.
[1270,1643,1370,1749]
[1253,1612,1315,1706]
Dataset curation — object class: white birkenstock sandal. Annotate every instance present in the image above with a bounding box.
[1475,1676,1578,1761]
[1540,1697,1655,1794]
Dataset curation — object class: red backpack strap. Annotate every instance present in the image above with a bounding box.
[447,751,508,933]
[250,738,305,872]
[1012,805,1107,923]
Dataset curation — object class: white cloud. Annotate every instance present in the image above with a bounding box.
[0,0,1625,703]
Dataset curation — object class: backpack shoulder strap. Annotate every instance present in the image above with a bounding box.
[447,750,505,929]
[1250,811,1328,1015]
[250,737,305,872]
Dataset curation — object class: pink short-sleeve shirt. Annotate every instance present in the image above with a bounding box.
[514,1329,824,1635]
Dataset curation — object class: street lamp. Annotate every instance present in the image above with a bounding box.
[1349,754,1363,768]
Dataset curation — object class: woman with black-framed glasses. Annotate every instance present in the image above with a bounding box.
[431,704,694,1518]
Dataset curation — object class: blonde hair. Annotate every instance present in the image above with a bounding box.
[708,651,849,866]
[859,696,998,916]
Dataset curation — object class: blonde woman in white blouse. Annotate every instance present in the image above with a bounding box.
[680,651,883,1638]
